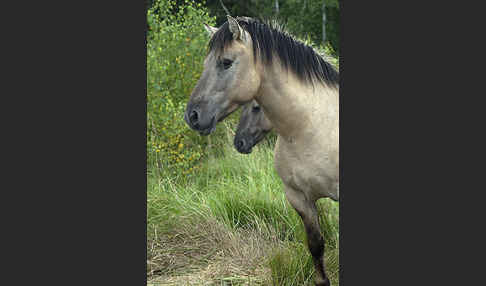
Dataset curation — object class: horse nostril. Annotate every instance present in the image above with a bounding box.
[237,139,245,149]
[189,109,199,125]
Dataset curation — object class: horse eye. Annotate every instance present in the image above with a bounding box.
[222,59,233,70]
[252,106,261,112]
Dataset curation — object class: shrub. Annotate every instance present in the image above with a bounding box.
[147,0,217,176]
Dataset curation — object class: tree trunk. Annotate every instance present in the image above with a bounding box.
[322,1,327,45]
[301,0,307,33]
[275,0,279,15]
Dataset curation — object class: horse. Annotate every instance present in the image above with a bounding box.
[234,100,273,154]
[184,16,339,286]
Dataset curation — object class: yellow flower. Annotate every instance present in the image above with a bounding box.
[178,143,183,149]
[156,149,160,153]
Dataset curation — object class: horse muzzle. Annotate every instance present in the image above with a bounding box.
[184,106,216,136]
[234,137,253,154]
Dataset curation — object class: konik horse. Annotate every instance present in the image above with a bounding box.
[184,16,339,286]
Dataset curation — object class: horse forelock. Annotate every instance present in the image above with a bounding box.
[208,17,339,87]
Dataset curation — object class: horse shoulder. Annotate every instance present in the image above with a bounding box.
[274,134,338,201]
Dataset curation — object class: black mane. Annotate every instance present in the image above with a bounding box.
[208,17,339,87]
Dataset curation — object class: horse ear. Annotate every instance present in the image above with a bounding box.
[227,15,244,41]
[204,23,218,37]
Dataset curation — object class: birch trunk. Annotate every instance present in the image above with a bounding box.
[322,1,327,44]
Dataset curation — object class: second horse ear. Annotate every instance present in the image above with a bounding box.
[227,15,248,43]
[204,23,218,37]
[227,15,242,40]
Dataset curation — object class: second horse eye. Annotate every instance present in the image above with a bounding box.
[222,59,233,69]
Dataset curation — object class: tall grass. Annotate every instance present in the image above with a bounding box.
[147,132,339,285]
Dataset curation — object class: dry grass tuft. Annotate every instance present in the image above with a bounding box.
[148,216,282,285]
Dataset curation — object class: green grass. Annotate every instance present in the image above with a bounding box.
[147,132,339,285]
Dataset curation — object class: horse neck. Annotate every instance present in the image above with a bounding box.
[255,63,339,141]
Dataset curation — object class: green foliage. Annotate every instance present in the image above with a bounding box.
[147,0,217,175]
[280,0,339,56]
[324,1,340,56]
[149,1,340,57]
[322,42,339,69]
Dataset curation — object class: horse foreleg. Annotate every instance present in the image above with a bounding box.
[284,185,330,286]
